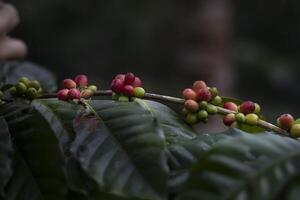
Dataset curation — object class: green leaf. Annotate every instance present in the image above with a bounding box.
[176,132,300,200]
[221,96,243,105]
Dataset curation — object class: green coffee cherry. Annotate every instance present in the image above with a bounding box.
[211,96,222,106]
[9,87,17,97]
[88,85,97,93]
[186,113,198,125]
[207,104,218,114]
[199,101,208,110]
[290,124,300,138]
[29,80,41,90]
[0,90,3,99]
[245,113,259,126]
[37,88,43,96]
[133,87,145,98]
[112,92,120,100]
[182,108,189,116]
[16,82,27,95]
[209,87,218,98]
[254,103,261,114]
[235,113,245,123]
[198,110,208,121]
[25,88,38,100]
[293,118,300,125]
[118,96,129,102]
[19,77,31,87]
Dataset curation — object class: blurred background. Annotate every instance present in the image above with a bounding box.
[9,0,300,125]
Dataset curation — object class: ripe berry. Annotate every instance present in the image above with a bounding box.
[199,101,208,110]
[124,73,135,85]
[111,79,124,93]
[186,113,198,125]
[245,113,259,126]
[25,88,38,100]
[115,74,125,82]
[19,77,30,87]
[133,87,145,98]
[209,87,218,98]
[88,85,97,93]
[74,74,88,87]
[29,80,41,90]
[193,80,207,93]
[81,89,94,99]
[223,113,236,126]
[63,79,76,89]
[223,102,238,112]
[68,88,81,100]
[290,124,300,138]
[277,114,294,130]
[16,82,27,95]
[235,113,245,123]
[211,96,222,106]
[123,85,134,97]
[57,89,69,100]
[132,77,142,88]
[183,88,197,100]
[197,88,212,101]
[207,104,218,114]
[118,95,129,102]
[184,100,199,112]
[240,101,255,115]
[254,103,261,114]
[197,110,208,121]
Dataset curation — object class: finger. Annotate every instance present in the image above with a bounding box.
[0,3,19,34]
[0,36,27,60]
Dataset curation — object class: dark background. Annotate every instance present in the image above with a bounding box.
[9,0,300,123]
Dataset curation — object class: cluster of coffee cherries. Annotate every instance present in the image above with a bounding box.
[111,73,145,102]
[277,114,300,138]
[182,80,222,125]
[9,77,43,100]
[222,101,261,127]
[57,74,97,101]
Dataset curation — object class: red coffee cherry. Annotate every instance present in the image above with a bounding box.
[223,113,236,126]
[74,74,88,87]
[111,79,124,93]
[57,89,69,100]
[132,77,142,88]
[277,114,294,130]
[123,85,134,97]
[223,102,238,112]
[193,80,207,93]
[124,73,136,85]
[68,88,81,100]
[184,100,199,112]
[182,88,197,100]
[197,88,212,101]
[63,79,76,89]
[240,101,255,115]
[115,74,125,82]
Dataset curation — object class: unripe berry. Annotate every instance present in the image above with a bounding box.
[118,96,129,102]
[277,114,294,130]
[28,80,41,90]
[254,103,261,114]
[74,74,88,87]
[19,77,30,87]
[223,113,236,126]
[81,89,94,99]
[184,100,199,112]
[124,73,135,85]
[211,96,222,106]
[193,80,207,93]
[293,118,300,125]
[207,104,218,114]
[182,108,189,116]
[132,77,142,88]
[209,87,218,98]
[25,88,38,100]
[290,124,300,138]
[16,82,27,95]
[235,113,245,123]
[186,113,198,125]
[68,88,81,100]
[240,101,255,115]
[37,88,43,96]
[133,87,145,98]
[57,89,69,100]
[112,92,120,100]
[115,74,125,82]
[197,88,212,102]
[245,113,259,126]
[199,101,208,110]
[123,85,134,97]
[9,87,17,97]
[111,79,124,93]
[88,85,97,93]
[63,79,77,89]
[197,110,208,121]
[0,90,3,99]
[223,102,238,112]
[182,88,197,100]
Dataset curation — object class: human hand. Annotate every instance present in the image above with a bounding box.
[0,1,27,60]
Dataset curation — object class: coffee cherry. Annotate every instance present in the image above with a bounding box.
[25,88,38,100]
[74,74,88,87]
[193,80,207,93]
[207,104,218,114]
[133,87,145,98]
[9,87,17,97]
[19,77,30,87]
[115,74,125,82]
[198,110,208,121]
[254,103,261,114]
[68,88,81,100]
[277,114,294,130]
[29,80,41,90]
[290,124,300,138]
[211,96,222,106]
[81,89,94,99]
[132,77,142,88]
[124,73,135,85]
[111,79,124,93]
[223,113,236,126]
[57,89,69,100]
[37,88,43,96]
[209,87,218,98]
[0,91,3,99]
[112,92,120,100]
[235,113,245,123]
[183,88,197,100]
[245,114,259,126]
[123,85,134,97]
[88,85,97,93]
[199,101,208,110]
[186,113,198,125]
[197,88,212,101]
[240,101,255,114]
[182,108,189,116]
[293,118,300,125]
[223,102,238,112]
[16,82,27,95]
[118,95,129,102]
[184,100,199,112]
[63,79,76,89]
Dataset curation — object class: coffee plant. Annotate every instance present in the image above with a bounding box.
[1,62,300,200]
